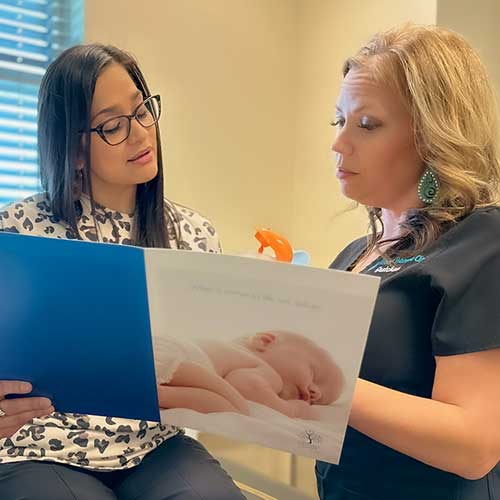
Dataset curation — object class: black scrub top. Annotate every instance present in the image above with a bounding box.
[316,207,500,500]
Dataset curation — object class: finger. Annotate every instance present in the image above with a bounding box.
[0,426,24,439]
[0,381,32,399]
[0,397,52,416]
[0,406,55,431]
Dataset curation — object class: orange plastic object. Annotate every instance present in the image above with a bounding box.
[254,228,293,262]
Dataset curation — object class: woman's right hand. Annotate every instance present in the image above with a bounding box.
[0,381,54,439]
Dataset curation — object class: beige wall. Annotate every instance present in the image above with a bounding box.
[292,0,437,267]
[86,0,437,265]
[85,1,439,496]
[86,0,297,256]
[437,0,500,111]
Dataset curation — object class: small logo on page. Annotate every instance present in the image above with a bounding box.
[300,429,323,449]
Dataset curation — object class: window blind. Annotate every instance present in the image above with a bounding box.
[0,0,83,206]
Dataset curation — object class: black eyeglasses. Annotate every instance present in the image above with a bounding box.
[88,94,161,146]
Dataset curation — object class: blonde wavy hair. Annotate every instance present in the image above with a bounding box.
[343,24,500,256]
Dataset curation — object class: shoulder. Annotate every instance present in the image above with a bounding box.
[425,208,500,355]
[329,236,368,270]
[431,207,500,260]
[165,199,221,253]
[445,206,500,239]
[417,207,500,288]
[0,193,61,235]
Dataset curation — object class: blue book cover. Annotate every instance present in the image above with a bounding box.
[0,232,160,422]
[0,231,381,463]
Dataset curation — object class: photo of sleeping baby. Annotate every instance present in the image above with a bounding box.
[154,330,344,419]
[154,330,350,462]
[142,249,378,464]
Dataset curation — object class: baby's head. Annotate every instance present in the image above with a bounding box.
[243,331,344,405]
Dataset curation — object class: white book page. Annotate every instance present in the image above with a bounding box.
[144,249,379,463]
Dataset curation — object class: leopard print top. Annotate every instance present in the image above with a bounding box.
[0,192,221,470]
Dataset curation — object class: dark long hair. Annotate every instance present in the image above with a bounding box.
[38,44,174,248]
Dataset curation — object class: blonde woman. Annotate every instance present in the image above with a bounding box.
[316,25,500,499]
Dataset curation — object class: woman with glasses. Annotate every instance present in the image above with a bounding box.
[0,45,244,500]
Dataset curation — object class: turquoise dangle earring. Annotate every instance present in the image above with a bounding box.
[418,167,439,204]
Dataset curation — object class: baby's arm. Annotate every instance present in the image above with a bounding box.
[158,361,249,415]
[225,367,318,419]
[159,385,246,414]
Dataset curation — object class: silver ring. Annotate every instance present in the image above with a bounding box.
[0,406,6,418]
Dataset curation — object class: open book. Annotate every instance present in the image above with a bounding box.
[0,232,379,463]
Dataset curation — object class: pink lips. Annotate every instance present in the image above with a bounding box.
[128,148,153,165]
[336,167,358,180]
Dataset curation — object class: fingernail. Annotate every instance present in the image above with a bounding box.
[41,398,52,407]
[20,382,31,392]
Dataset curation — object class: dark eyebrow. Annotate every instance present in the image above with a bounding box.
[92,90,142,122]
